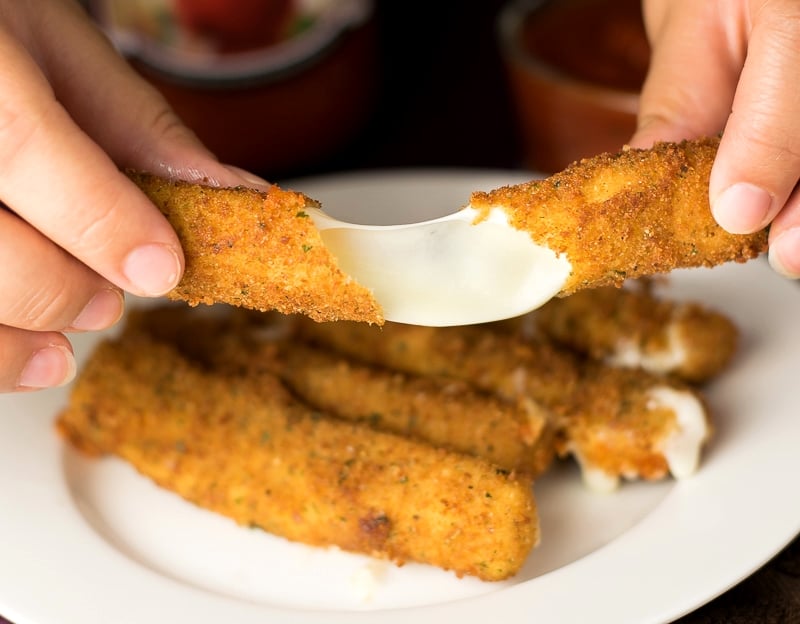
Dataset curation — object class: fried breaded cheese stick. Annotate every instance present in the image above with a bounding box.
[470,136,767,295]
[128,172,383,324]
[248,340,554,478]
[121,306,555,477]
[57,333,537,581]
[532,282,739,383]
[294,318,581,410]
[298,318,713,490]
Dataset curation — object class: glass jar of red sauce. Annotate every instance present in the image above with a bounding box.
[89,0,376,177]
[497,0,650,173]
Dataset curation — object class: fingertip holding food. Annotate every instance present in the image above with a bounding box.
[711,182,774,234]
[223,165,273,191]
[69,288,125,331]
[17,345,76,390]
[122,243,182,297]
[768,229,800,279]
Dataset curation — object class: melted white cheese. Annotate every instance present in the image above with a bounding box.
[348,560,388,602]
[650,386,709,479]
[608,323,688,375]
[313,205,572,326]
[570,447,620,493]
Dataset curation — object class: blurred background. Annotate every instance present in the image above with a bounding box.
[85,0,647,180]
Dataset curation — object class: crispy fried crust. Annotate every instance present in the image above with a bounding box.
[57,332,537,581]
[469,137,768,294]
[532,282,739,383]
[129,172,383,324]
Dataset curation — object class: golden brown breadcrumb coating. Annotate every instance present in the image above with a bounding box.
[469,137,767,295]
[57,332,537,581]
[531,282,739,383]
[265,342,555,477]
[129,172,383,324]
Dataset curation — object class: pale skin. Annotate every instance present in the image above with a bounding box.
[0,0,267,392]
[630,0,800,280]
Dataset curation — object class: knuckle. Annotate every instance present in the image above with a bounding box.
[62,184,124,256]
[9,278,79,331]
[0,97,40,168]
[148,105,187,141]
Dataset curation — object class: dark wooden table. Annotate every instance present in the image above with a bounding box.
[2,2,798,622]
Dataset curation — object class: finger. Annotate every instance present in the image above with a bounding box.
[767,186,800,278]
[0,325,75,392]
[0,208,123,332]
[709,0,800,234]
[628,0,743,148]
[28,1,269,189]
[0,25,183,298]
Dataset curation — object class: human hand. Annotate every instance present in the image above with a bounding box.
[629,0,800,279]
[0,0,267,392]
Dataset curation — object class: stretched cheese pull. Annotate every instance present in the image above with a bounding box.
[131,136,766,327]
[314,137,765,325]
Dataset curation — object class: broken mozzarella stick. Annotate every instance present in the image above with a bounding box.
[129,172,383,324]
[470,137,767,296]
[298,319,713,490]
[57,334,537,582]
[529,284,740,383]
[558,363,712,492]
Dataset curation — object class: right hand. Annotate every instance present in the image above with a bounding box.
[629,0,800,280]
[0,0,266,393]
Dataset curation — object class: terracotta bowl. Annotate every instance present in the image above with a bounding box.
[497,0,649,173]
[91,0,377,177]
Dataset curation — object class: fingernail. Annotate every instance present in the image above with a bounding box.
[18,345,76,389]
[711,183,774,234]
[123,244,181,296]
[69,288,124,331]
[768,229,800,279]
[224,165,272,191]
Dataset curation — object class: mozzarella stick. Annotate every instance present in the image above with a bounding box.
[469,136,767,295]
[57,334,537,581]
[129,172,383,324]
[256,341,555,478]
[298,318,713,490]
[531,283,739,383]
[123,306,555,477]
[294,318,581,412]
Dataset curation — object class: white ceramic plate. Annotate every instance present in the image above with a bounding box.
[1,170,799,624]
